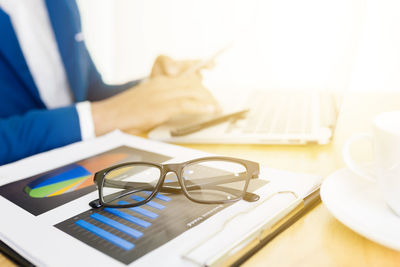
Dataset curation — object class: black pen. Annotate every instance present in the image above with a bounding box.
[170,109,249,137]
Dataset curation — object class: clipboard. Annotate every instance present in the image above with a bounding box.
[181,188,320,266]
[217,188,320,267]
[0,240,34,267]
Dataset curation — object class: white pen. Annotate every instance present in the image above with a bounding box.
[170,109,249,137]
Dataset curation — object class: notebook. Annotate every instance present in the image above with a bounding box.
[149,90,341,145]
[0,131,322,266]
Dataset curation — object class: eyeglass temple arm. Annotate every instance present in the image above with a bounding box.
[162,171,255,188]
[159,171,259,202]
[98,172,259,204]
[159,185,259,202]
[102,172,250,190]
[103,179,251,199]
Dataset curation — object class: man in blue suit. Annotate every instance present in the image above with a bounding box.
[0,0,217,165]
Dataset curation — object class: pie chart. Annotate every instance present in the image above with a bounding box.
[24,153,128,198]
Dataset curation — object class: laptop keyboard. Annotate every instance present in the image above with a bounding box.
[226,90,336,135]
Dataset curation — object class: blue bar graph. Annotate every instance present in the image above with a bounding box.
[104,208,151,228]
[118,201,158,219]
[130,195,165,210]
[90,213,143,239]
[143,191,172,202]
[75,220,134,251]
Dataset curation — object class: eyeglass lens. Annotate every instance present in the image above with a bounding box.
[182,160,248,202]
[102,164,161,206]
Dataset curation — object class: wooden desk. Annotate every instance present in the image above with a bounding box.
[183,92,400,267]
[1,92,400,266]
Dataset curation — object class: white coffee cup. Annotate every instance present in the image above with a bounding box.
[343,111,400,216]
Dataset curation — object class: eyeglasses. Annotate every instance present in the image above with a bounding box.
[89,156,260,209]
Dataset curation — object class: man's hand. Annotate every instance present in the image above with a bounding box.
[91,74,219,136]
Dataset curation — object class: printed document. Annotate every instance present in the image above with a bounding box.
[0,131,321,266]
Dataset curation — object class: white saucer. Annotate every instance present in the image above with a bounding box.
[321,167,400,251]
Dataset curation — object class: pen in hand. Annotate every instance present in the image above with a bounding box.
[180,43,233,76]
[170,109,249,137]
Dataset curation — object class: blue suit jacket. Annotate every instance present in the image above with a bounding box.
[0,0,138,165]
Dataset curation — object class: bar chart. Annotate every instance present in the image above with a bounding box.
[56,177,267,264]
[56,191,230,265]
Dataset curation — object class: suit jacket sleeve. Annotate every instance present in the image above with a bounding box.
[0,105,81,165]
[0,48,141,165]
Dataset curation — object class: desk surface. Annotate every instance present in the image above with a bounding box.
[2,92,400,267]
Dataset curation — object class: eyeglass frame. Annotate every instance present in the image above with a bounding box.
[89,156,260,209]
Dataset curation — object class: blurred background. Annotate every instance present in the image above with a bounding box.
[77,0,400,99]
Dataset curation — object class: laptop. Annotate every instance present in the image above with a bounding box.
[148,90,341,145]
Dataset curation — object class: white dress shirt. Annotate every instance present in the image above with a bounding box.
[0,0,95,140]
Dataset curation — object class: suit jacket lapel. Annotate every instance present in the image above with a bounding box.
[44,0,86,102]
[0,9,44,107]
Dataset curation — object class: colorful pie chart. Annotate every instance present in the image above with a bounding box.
[24,153,128,198]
